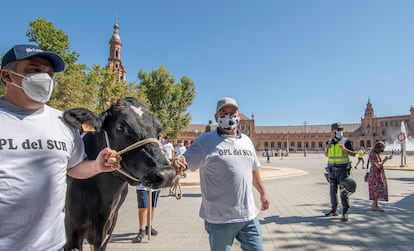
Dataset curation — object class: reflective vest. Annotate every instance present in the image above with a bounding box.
[328,139,350,165]
[358,150,364,158]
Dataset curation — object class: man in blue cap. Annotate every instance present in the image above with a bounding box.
[0,44,121,250]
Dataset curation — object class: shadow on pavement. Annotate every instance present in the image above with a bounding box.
[259,198,414,251]
[160,193,201,198]
[394,193,414,210]
[387,177,414,183]
[109,232,137,243]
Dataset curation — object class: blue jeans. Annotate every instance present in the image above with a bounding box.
[204,218,263,251]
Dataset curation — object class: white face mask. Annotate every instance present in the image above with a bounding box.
[218,114,240,131]
[9,71,54,103]
[335,131,343,139]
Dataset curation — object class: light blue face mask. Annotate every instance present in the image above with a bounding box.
[335,131,343,139]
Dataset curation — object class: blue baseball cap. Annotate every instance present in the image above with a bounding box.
[1,44,65,72]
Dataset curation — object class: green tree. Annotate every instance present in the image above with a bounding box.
[48,64,91,111]
[26,18,79,67]
[138,65,195,138]
[87,65,130,113]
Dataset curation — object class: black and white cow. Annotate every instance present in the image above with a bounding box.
[63,97,175,251]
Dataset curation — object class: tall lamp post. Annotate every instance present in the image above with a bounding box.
[286,134,289,155]
[303,121,307,157]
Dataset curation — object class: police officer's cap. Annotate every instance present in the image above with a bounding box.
[331,122,343,131]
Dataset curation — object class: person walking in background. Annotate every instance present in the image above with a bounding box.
[265,148,271,163]
[0,44,120,250]
[354,148,365,169]
[174,139,187,157]
[162,136,175,160]
[182,97,270,251]
[279,148,284,160]
[368,141,391,212]
[132,184,161,243]
[324,122,356,222]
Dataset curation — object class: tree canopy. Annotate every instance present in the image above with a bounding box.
[138,65,196,138]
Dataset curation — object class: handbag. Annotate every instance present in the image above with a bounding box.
[364,160,369,182]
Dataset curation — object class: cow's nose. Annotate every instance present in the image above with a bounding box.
[146,167,175,189]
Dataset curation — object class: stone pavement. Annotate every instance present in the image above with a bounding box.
[94,153,414,251]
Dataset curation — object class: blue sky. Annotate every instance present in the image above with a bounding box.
[2,0,414,126]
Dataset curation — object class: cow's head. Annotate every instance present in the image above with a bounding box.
[63,97,175,189]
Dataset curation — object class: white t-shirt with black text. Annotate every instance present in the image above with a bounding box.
[183,129,260,224]
[0,98,85,250]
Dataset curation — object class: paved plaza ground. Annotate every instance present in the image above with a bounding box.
[92,153,414,251]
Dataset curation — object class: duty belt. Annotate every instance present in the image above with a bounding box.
[330,166,346,171]
[328,164,349,171]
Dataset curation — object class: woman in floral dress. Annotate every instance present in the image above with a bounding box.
[368,141,392,212]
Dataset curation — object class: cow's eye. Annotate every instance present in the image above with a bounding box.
[116,124,125,131]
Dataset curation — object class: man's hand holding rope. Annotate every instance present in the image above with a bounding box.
[98,147,122,172]
[67,148,122,179]
[171,156,188,174]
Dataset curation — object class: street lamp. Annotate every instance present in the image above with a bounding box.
[304,121,307,157]
[286,134,289,155]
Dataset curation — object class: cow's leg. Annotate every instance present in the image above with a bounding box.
[64,223,84,251]
[98,186,129,250]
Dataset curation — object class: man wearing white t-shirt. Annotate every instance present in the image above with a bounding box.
[162,136,174,160]
[182,97,270,251]
[174,139,186,157]
[0,44,120,250]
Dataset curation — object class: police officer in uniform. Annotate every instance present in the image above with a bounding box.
[324,122,356,222]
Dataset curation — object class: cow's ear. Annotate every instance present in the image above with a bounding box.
[63,108,102,132]
[81,122,96,132]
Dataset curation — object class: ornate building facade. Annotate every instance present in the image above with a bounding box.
[178,100,414,152]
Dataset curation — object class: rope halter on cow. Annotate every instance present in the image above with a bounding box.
[104,131,164,183]
[169,156,188,199]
